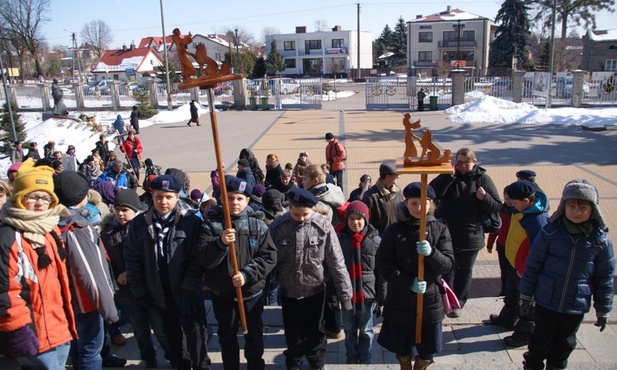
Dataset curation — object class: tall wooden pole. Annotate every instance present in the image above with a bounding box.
[207,89,248,334]
[415,173,428,343]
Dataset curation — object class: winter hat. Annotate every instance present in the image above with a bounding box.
[114,189,141,212]
[238,158,250,168]
[144,158,153,167]
[262,189,285,212]
[516,169,537,181]
[403,182,436,200]
[225,175,252,197]
[190,189,203,202]
[11,159,58,209]
[506,180,536,200]
[93,181,118,205]
[7,162,21,176]
[53,170,90,207]
[85,155,95,163]
[52,160,63,170]
[325,132,334,140]
[287,188,318,208]
[150,174,182,193]
[164,168,188,192]
[252,184,267,197]
[35,158,53,168]
[379,162,398,177]
[344,200,370,223]
[549,179,606,229]
[200,192,213,205]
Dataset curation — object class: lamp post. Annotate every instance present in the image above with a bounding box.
[546,0,557,109]
[0,51,17,142]
[452,20,465,69]
[159,0,173,111]
[234,28,239,73]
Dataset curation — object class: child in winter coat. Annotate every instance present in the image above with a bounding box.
[376,182,454,370]
[338,200,386,364]
[519,179,614,370]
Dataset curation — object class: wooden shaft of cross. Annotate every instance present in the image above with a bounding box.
[207,89,248,334]
[415,173,429,343]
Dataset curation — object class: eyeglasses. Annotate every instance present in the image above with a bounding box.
[24,194,53,205]
[455,161,473,166]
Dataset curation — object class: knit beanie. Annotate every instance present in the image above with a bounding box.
[114,189,141,212]
[262,189,285,212]
[549,179,606,229]
[344,200,370,223]
[11,159,58,209]
[190,189,203,201]
[54,170,90,207]
[93,181,118,205]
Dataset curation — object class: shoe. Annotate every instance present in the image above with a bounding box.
[145,358,158,368]
[489,313,517,330]
[359,359,371,364]
[446,308,461,318]
[112,333,126,346]
[196,124,201,126]
[324,328,342,339]
[187,122,191,126]
[102,354,128,367]
[346,359,358,364]
[504,334,529,348]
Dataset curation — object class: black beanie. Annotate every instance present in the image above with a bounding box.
[114,189,141,212]
[54,170,90,207]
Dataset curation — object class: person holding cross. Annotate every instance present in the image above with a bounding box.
[376,182,454,370]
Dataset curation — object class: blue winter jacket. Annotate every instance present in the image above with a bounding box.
[520,218,615,317]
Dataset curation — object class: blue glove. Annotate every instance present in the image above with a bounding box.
[410,277,426,294]
[176,290,203,317]
[8,326,40,358]
[416,240,432,256]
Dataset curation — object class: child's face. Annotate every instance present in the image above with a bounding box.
[227,192,249,215]
[503,191,513,207]
[114,206,137,225]
[0,191,6,207]
[302,176,317,190]
[289,203,313,222]
[347,213,365,233]
[510,198,531,213]
[564,199,592,224]
[405,198,431,219]
[300,154,307,161]
[281,175,291,185]
[153,191,179,215]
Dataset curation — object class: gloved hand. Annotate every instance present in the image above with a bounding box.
[410,277,427,294]
[416,240,432,256]
[595,316,608,332]
[327,294,341,311]
[176,290,203,317]
[8,326,40,358]
[341,300,353,311]
[519,295,534,316]
[373,304,383,318]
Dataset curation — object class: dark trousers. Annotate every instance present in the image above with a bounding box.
[523,305,584,370]
[323,280,341,334]
[120,300,169,363]
[417,100,424,111]
[496,243,508,295]
[281,291,327,369]
[506,265,534,341]
[211,293,265,370]
[443,249,479,307]
[331,169,344,193]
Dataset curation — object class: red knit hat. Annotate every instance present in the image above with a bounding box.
[344,200,370,223]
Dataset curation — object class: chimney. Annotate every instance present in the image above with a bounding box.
[296,26,306,33]
[122,44,126,51]
[130,40,135,50]
[332,25,342,32]
[447,5,451,13]
[416,15,422,19]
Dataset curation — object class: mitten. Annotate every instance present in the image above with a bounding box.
[8,326,40,358]
[373,304,383,318]
[176,290,202,317]
[410,278,426,294]
[595,316,608,332]
[341,300,353,311]
[519,295,534,316]
[416,240,432,256]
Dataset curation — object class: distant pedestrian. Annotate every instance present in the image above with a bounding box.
[10,140,24,163]
[130,106,141,134]
[187,100,200,126]
[417,88,426,111]
[121,130,143,181]
[324,132,346,192]
[292,151,310,187]
[113,115,126,144]
[347,174,371,202]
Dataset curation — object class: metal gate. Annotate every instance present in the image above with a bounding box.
[365,77,411,110]
[255,78,323,110]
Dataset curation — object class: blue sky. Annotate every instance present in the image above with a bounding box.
[42,0,614,48]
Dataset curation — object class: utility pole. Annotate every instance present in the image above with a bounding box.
[547,0,557,109]
[65,29,88,83]
[234,29,239,73]
[159,0,173,111]
[357,3,361,80]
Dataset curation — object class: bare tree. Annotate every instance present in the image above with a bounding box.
[528,0,615,39]
[220,26,256,46]
[81,20,113,59]
[314,19,329,32]
[0,0,50,77]
[260,26,281,45]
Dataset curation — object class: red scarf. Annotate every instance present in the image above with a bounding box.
[350,232,365,306]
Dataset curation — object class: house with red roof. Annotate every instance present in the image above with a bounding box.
[91,43,164,81]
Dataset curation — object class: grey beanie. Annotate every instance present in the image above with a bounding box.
[549,179,606,229]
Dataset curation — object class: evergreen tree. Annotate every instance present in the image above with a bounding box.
[377,24,394,47]
[489,0,533,72]
[156,63,180,83]
[536,41,551,71]
[391,17,407,66]
[0,102,24,156]
[266,40,286,75]
[132,90,157,119]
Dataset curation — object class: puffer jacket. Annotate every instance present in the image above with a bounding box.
[338,223,386,304]
[309,182,346,224]
[520,218,615,316]
[200,206,277,300]
[376,209,454,325]
[270,211,352,303]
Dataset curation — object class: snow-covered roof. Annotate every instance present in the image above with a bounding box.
[587,29,617,42]
[411,8,490,23]
[92,47,162,73]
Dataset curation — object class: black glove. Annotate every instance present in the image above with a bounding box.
[8,326,40,358]
[519,295,534,316]
[595,316,608,332]
[373,304,383,318]
[327,294,341,311]
[176,290,203,317]
[341,300,353,311]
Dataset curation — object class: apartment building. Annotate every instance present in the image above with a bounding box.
[581,29,617,72]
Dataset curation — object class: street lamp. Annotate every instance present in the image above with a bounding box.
[234,29,239,73]
[0,51,17,142]
[452,20,465,69]
[159,0,173,111]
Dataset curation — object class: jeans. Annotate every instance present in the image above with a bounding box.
[31,342,70,370]
[70,311,104,370]
[443,249,480,307]
[342,300,376,362]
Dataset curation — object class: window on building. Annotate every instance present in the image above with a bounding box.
[305,40,322,50]
[303,58,323,74]
[332,39,344,48]
[285,59,296,68]
[443,31,456,41]
[606,59,617,71]
[284,41,295,51]
[418,51,432,62]
[418,32,433,43]
[442,50,475,62]
[462,30,475,41]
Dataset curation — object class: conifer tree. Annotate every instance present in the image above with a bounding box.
[489,0,533,72]
[0,102,24,156]
[391,17,407,66]
[266,40,286,75]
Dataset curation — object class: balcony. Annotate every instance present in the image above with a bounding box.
[438,40,477,48]
[325,47,348,55]
[302,49,324,55]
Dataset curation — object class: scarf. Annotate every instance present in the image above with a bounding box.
[350,231,365,309]
[562,216,594,238]
[153,211,175,262]
[0,200,69,269]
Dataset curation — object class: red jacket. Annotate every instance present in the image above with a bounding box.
[325,139,346,172]
[121,137,143,161]
[0,226,76,353]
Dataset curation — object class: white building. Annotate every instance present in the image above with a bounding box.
[407,6,494,77]
[265,26,372,77]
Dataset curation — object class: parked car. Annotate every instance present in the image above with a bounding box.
[83,80,111,95]
[492,79,511,95]
[267,78,300,94]
[118,82,142,96]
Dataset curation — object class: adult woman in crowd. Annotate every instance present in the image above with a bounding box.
[121,130,143,181]
[429,147,502,317]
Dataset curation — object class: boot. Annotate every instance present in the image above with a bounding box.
[396,355,413,370]
[413,356,434,370]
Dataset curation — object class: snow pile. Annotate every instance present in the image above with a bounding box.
[445,95,553,124]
